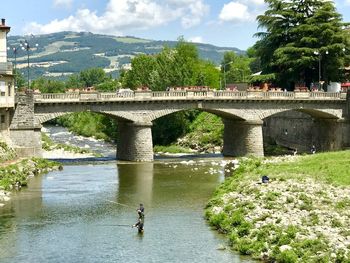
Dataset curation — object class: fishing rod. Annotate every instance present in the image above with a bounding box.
[106,200,134,209]
[98,224,132,227]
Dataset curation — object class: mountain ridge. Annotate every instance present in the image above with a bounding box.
[7,31,243,80]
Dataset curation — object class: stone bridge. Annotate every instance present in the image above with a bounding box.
[9,90,350,161]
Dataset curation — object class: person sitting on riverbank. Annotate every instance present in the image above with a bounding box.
[262,175,270,184]
[293,149,298,156]
[133,218,144,233]
[311,145,316,154]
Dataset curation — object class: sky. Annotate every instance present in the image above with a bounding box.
[1,0,350,50]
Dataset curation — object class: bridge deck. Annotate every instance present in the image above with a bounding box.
[33,91,347,103]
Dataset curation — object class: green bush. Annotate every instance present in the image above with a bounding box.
[275,250,298,263]
[235,238,254,255]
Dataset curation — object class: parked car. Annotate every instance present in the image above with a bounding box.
[116,88,134,97]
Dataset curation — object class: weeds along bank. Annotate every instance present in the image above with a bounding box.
[0,157,61,207]
[0,141,17,163]
[206,152,350,263]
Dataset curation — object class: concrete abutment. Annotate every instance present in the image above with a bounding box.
[223,119,264,157]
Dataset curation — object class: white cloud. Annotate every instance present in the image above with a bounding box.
[247,0,265,6]
[53,0,73,9]
[219,2,252,22]
[218,0,266,24]
[24,0,209,35]
[345,0,350,5]
[181,0,209,28]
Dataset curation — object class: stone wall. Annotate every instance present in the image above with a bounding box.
[263,111,349,152]
[9,92,42,157]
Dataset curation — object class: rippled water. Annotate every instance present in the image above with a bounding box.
[42,125,117,158]
[0,125,253,262]
[0,159,253,263]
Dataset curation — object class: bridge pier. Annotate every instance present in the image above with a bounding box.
[223,119,264,157]
[311,119,344,151]
[117,121,153,161]
[9,91,42,157]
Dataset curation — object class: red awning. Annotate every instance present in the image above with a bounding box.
[341,82,350,87]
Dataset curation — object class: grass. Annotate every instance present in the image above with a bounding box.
[248,151,350,186]
[0,141,17,162]
[205,150,350,262]
[114,37,151,43]
[0,158,59,190]
[153,144,193,154]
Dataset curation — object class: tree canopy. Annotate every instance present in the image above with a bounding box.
[254,0,350,89]
[220,51,252,85]
[121,38,220,90]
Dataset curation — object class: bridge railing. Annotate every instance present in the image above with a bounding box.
[309,92,347,99]
[32,90,347,102]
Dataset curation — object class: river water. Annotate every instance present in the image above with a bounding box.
[0,126,251,263]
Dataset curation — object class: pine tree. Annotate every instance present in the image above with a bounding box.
[255,0,350,89]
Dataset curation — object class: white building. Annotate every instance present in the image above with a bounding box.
[0,18,15,138]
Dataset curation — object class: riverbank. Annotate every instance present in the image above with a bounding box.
[205,151,350,262]
[0,158,61,207]
[42,131,101,158]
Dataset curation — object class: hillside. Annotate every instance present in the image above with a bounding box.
[7,31,243,80]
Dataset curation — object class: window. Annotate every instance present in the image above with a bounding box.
[8,82,11,96]
[0,115,5,124]
[0,81,5,96]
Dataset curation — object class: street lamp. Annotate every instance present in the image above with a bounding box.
[313,50,328,89]
[223,61,233,90]
[7,46,19,88]
[20,40,38,90]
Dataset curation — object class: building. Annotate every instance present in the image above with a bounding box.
[0,18,15,140]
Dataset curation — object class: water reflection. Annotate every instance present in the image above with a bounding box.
[117,162,154,207]
[0,160,251,263]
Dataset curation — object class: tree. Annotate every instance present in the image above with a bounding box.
[246,47,262,74]
[121,38,220,90]
[66,74,84,89]
[13,69,26,89]
[79,68,107,87]
[255,0,350,89]
[220,51,252,84]
[122,54,157,89]
[31,77,66,93]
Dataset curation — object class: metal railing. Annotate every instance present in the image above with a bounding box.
[32,90,347,103]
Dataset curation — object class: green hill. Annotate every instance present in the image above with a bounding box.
[7,31,243,80]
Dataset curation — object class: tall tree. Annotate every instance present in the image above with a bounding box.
[220,51,252,85]
[255,0,350,89]
[79,68,107,87]
[31,77,65,93]
[121,38,220,90]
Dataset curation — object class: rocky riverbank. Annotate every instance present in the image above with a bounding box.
[206,153,350,262]
[0,158,61,207]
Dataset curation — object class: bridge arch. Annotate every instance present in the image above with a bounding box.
[35,109,138,125]
[259,108,342,120]
[148,108,246,122]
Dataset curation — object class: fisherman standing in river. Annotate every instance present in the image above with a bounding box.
[133,204,145,233]
[137,203,144,219]
[132,218,144,233]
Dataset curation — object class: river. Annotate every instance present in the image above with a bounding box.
[0,126,251,263]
